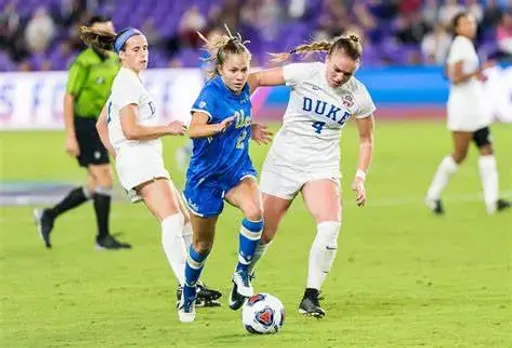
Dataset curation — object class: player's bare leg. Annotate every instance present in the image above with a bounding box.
[425,131,472,214]
[299,179,342,318]
[225,178,264,308]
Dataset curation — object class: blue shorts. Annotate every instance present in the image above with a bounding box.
[183,166,257,218]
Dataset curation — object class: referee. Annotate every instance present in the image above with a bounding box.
[34,16,131,250]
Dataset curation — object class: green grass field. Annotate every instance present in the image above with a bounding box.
[1,121,511,348]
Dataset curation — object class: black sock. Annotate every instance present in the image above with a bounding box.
[304,288,319,300]
[93,192,111,239]
[47,186,90,219]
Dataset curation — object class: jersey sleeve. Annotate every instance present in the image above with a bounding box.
[355,84,376,119]
[447,38,473,64]
[283,63,316,87]
[191,88,217,122]
[114,74,142,109]
[65,60,88,97]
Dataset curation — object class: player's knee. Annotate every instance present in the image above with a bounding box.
[478,144,493,156]
[192,240,212,256]
[243,204,263,222]
[452,150,467,164]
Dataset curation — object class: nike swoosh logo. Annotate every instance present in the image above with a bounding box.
[326,246,337,250]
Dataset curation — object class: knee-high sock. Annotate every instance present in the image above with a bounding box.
[184,245,209,299]
[426,156,458,200]
[247,241,271,275]
[307,221,341,290]
[478,155,499,213]
[47,186,92,218]
[161,213,187,285]
[236,218,263,273]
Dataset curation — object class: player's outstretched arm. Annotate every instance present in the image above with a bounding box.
[351,114,375,207]
[120,104,185,140]
[188,112,235,138]
[248,68,286,94]
[96,104,116,158]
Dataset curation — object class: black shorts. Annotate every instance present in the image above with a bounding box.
[74,116,110,168]
[473,127,492,148]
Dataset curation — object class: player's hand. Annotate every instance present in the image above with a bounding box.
[216,116,236,133]
[65,134,80,157]
[351,177,366,207]
[167,121,187,135]
[251,123,273,144]
[482,60,496,70]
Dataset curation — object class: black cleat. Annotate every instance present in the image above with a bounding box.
[176,283,222,308]
[497,199,511,212]
[425,198,444,215]
[299,289,326,318]
[95,235,131,250]
[228,280,247,310]
[33,208,54,248]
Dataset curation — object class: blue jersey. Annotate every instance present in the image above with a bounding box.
[187,75,253,189]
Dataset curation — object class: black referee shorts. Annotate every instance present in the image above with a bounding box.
[74,116,110,168]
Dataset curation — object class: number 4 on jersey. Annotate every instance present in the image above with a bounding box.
[311,121,326,134]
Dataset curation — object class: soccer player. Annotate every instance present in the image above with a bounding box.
[177,28,271,323]
[33,16,130,250]
[229,33,377,318]
[81,26,221,307]
[425,12,510,215]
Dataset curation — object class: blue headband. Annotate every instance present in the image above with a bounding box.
[113,28,142,53]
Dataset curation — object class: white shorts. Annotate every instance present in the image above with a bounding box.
[115,147,170,202]
[260,163,340,200]
[447,96,489,132]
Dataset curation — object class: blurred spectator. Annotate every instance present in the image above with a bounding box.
[438,0,465,26]
[25,7,56,53]
[483,0,504,28]
[465,0,484,23]
[179,6,207,48]
[422,0,440,27]
[399,0,422,15]
[421,23,452,64]
[496,9,512,59]
[395,11,429,45]
[317,0,351,37]
[142,19,162,47]
[255,0,283,41]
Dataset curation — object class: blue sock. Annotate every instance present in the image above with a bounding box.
[184,245,209,299]
[236,218,263,273]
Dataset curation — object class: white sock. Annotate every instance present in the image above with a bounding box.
[478,155,499,214]
[427,156,458,200]
[161,213,186,285]
[306,221,341,290]
[182,221,193,250]
[247,242,271,274]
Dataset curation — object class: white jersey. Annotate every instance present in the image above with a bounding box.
[107,67,162,155]
[266,62,375,176]
[107,67,169,191]
[446,36,489,131]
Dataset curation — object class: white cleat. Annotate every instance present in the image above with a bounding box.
[178,293,196,323]
[232,271,254,298]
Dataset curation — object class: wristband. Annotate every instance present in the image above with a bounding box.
[355,169,366,181]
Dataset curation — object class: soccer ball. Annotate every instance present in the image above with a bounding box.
[242,293,285,334]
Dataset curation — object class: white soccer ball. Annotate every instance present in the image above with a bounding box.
[242,293,285,334]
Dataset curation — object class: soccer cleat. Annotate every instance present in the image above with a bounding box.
[95,235,132,250]
[299,294,326,318]
[176,283,222,307]
[425,198,444,215]
[33,208,54,248]
[497,199,511,212]
[228,281,247,310]
[232,270,254,298]
[178,290,196,323]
